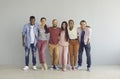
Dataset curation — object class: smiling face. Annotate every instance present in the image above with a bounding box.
[52,19,58,27]
[61,21,68,30]
[62,23,66,30]
[81,22,87,29]
[41,18,46,26]
[30,19,35,25]
[69,20,74,28]
[80,20,87,29]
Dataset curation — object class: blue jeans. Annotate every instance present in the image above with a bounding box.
[78,42,91,68]
[25,44,37,66]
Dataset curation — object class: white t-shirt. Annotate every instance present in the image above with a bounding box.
[68,26,78,39]
[30,25,35,44]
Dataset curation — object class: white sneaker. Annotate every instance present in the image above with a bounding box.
[54,66,59,70]
[76,66,82,70]
[43,63,48,70]
[62,68,66,72]
[50,65,54,70]
[23,66,29,71]
[69,66,72,70]
[41,66,44,71]
[33,66,37,70]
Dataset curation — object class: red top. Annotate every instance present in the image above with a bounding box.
[48,27,61,44]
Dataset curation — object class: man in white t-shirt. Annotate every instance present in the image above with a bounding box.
[22,16,39,70]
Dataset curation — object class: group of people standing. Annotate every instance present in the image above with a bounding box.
[22,16,91,72]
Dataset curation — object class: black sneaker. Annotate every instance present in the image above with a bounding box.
[54,66,59,70]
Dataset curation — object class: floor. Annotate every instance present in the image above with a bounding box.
[0,65,120,79]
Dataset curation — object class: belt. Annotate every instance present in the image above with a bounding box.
[69,39,78,40]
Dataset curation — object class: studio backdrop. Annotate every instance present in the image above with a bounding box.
[0,0,120,66]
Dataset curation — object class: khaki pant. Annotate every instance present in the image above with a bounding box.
[69,39,79,67]
[49,43,59,66]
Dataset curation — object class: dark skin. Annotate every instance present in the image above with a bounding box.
[22,19,35,47]
[68,21,79,39]
[69,21,74,30]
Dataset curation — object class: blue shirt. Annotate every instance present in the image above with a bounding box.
[22,23,39,48]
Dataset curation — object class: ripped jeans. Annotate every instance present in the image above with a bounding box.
[25,44,37,66]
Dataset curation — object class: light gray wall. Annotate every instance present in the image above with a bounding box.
[0,0,120,66]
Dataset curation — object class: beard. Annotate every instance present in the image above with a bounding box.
[53,25,57,27]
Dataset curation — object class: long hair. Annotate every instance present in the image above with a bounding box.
[40,17,48,33]
[61,21,69,41]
